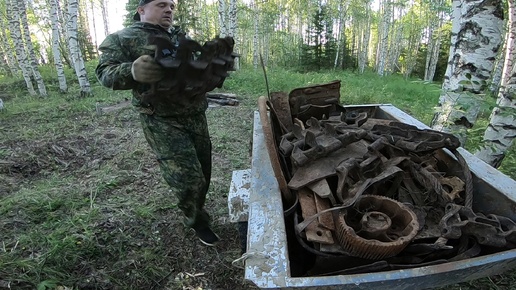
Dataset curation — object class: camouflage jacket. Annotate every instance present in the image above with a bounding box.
[95,22,208,117]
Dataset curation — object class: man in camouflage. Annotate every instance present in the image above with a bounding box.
[95,0,219,246]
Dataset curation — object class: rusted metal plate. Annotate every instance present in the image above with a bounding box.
[298,188,334,244]
[228,169,251,223]
[313,192,334,231]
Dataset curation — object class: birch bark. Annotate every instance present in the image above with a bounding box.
[475,0,516,168]
[0,18,18,76]
[50,0,68,93]
[18,0,47,96]
[67,0,92,97]
[6,0,36,96]
[218,0,228,37]
[431,0,503,145]
[377,0,391,76]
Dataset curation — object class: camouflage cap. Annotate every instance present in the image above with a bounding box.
[133,0,156,21]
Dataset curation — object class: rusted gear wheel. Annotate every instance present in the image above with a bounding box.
[335,195,419,260]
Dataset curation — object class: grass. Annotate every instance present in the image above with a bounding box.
[1,64,515,289]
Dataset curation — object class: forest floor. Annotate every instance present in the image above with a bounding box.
[1,78,515,289]
[0,89,259,289]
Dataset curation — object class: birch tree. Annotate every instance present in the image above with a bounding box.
[228,0,239,69]
[334,0,349,69]
[18,0,47,96]
[6,0,36,96]
[489,43,505,96]
[50,0,68,93]
[252,0,259,69]
[377,0,392,76]
[67,0,92,97]
[218,0,228,37]
[475,0,516,168]
[100,0,110,36]
[357,1,372,73]
[402,0,423,78]
[0,17,18,76]
[424,0,446,82]
[431,0,503,145]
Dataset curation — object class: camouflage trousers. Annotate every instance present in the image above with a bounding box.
[139,113,212,229]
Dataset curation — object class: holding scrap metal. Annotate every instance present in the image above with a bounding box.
[95,0,237,246]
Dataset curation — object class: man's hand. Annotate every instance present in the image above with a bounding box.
[131,55,164,83]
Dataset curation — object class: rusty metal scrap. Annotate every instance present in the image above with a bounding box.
[257,81,516,276]
[140,34,239,108]
[335,195,420,260]
[440,203,516,247]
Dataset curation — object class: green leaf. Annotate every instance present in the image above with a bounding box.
[37,280,58,290]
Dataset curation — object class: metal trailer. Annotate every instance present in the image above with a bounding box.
[229,104,516,290]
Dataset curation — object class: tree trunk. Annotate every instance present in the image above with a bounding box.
[18,0,47,97]
[475,0,516,168]
[6,0,37,96]
[67,0,92,97]
[359,5,371,74]
[377,0,391,76]
[334,0,345,69]
[403,0,423,79]
[0,18,18,76]
[228,0,239,70]
[50,0,68,93]
[424,0,445,81]
[426,22,442,82]
[252,0,259,69]
[218,0,228,37]
[431,0,504,145]
[101,0,110,36]
[489,46,505,96]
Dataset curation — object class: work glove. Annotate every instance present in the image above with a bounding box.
[131,55,164,83]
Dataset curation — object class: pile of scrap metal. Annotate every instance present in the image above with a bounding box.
[258,80,516,276]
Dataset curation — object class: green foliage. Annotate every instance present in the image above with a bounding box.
[299,4,339,71]
[124,0,140,27]
[413,22,452,82]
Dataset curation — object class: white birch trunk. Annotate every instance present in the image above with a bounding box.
[67,0,91,97]
[431,0,504,144]
[18,0,47,96]
[426,23,442,82]
[252,0,259,69]
[218,0,228,37]
[377,0,391,76]
[490,48,505,95]
[0,19,18,76]
[424,25,436,80]
[101,0,110,36]
[7,0,36,96]
[359,6,371,73]
[500,0,516,91]
[90,0,98,49]
[386,20,402,74]
[424,2,442,82]
[50,0,68,93]
[334,0,345,69]
[228,0,239,70]
[403,0,422,78]
[475,0,516,168]
[57,0,72,68]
